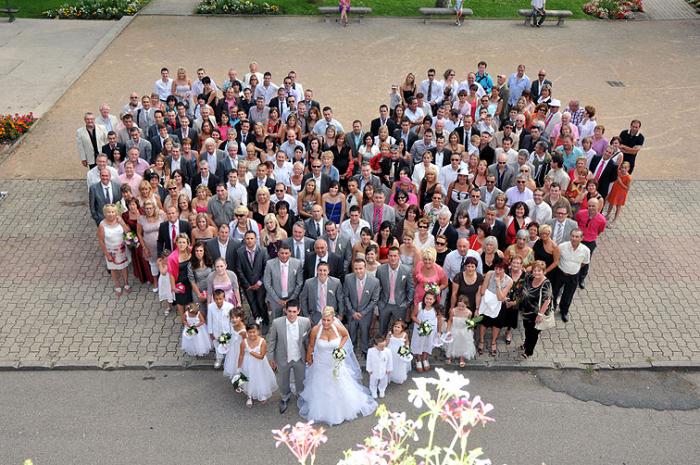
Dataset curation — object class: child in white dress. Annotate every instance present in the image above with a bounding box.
[387,320,411,384]
[446,296,477,367]
[238,323,278,407]
[223,308,247,379]
[410,290,441,373]
[157,254,174,316]
[366,336,393,399]
[181,303,211,356]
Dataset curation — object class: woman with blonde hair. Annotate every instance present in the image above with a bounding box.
[171,67,193,107]
[191,212,217,244]
[98,204,132,297]
[260,213,288,258]
[137,180,163,212]
[412,247,448,307]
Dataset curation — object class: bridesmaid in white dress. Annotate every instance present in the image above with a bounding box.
[97,204,132,298]
[298,308,377,426]
[238,323,278,407]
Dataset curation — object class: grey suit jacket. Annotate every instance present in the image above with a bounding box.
[479,186,504,207]
[322,233,352,274]
[216,154,238,180]
[284,237,315,262]
[343,273,380,319]
[89,181,122,224]
[266,315,311,366]
[454,200,488,222]
[353,174,383,192]
[361,204,396,234]
[487,164,517,191]
[376,263,414,309]
[126,138,152,162]
[547,219,578,245]
[299,276,344,321]
[263,257,304,303]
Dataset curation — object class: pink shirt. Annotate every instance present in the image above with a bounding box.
[575,210,606,242]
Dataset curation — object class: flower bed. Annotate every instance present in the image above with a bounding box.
[0,114,35,144]
[43,0,148,19]
[196,0,282,15]
[583,0,643,19]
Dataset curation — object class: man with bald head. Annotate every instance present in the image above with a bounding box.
[303,238,344,281]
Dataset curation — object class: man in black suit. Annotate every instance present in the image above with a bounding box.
[370,104,398,137]
[520,123,548,154]
[205,224,241,271]
[238,119,252,146]
[165,145,195,185]
[472,207,507,251]
[89,170,122,225]
[284,221,315,264]
[478,133,496,165]
[530,69,552,101]
[150,125,180,162]
[451,115,480,150]
[101,131,126,164]
[147,110,169,140]
[588,148,618,198]
[392,118,419,152]
[177,117,199,152]
[247,163,277,203]
[379,145,410,188]
[303,239,344,281]
[302,89,321,115]
[190,160,220,195]
[302,161,331,195]
[431,210,459,250]
[428,135,453,168]
[267,87,289,117]
[304,204,326,240]
[157,206,193,256]
[235,230,269,325]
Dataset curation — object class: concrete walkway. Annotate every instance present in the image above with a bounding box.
[139,0,200,15]
[0,17,132,117]
[642,0,698,19]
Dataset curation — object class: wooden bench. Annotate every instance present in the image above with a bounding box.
[0,2,19,23]
[517,8,573,26]
[318,6,372,23]
[419,7,473,24]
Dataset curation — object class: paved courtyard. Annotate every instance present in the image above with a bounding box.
[1,16,699,369]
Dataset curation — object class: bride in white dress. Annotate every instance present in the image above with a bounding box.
[298,307,377,426]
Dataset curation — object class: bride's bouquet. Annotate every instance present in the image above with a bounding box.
[397,345,413,362]
[217,332,232,354]
[185,325,198,336]
[123,231,139,249]
[331,347,347,379]
[424,283,440,296]
[417,321,433,337]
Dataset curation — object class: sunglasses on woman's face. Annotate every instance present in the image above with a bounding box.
[436,241,446,246]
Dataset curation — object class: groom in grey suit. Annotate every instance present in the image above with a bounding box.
[263,244,304,320]
[267,301,311,414]
[343,259,380,357]
[299,262,344,324]
[376,247,414,336]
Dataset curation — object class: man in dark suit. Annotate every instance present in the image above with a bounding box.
[451,116,480,149]
[346,120,366,157]
[304,204,326,240]
[370,104,397,137]
[428,135,453,168]
[588,149,618,198]
[247,163,277,202]
[101,131,126,164]
[165,145,195,185]
[88,170,122,225]
[267,88,289,117]
[177,117,199,152]
[190,161,220,195]
[431,210,459,250]
[478,133,496,165]
[488,153,517,192]
[392,118,418,151]
[472,207,507,250]
[302,161,331,195]
[520,124,548,154]
[205,224,241,271]
[530,70,552,101]
[284,221,315,264]
[322,221,352,274]
[235,230,269,325]
[157,206,193,256]
[302,89,321,115]
[303,239,344,281]
[150,125,180,162]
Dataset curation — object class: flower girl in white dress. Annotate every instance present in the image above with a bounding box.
[223,308,248,379]
[237,323,278,407]
[298,307,377,426]
[445,296,477,367]
[180,303,211,356]
[387,320,411,384]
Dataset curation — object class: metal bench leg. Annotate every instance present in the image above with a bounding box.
[524,17,529,26]
[557,17,564,26]
[324,14,329,23]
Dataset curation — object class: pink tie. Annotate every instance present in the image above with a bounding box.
[594,160,605,180]
[389,269,396,303]
[281,263,288,295]
[357,279,364,304]
[319,282,326,310]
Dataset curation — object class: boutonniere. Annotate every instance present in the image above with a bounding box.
[402,275,406,281]
[328,289,334,295]
[364,290,370,294]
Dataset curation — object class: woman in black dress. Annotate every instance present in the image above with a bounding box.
[170,233,193,316]
[519,260,552,359]
[480,236,504,274]
[503,255,526,345]
[450,256,483,313]
[532,224,560,281]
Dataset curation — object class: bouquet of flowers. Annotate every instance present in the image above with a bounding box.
[424,282,440,296]
[397,345,413,362]
[231,372,249,392]
[466,315,484,329]
[123,231,139,249]
[185,325,198,336]
[417,321,433,337]
[218,332,232,345]
[331,347,346,379]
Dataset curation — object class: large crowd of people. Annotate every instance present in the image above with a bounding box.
[80,60,642,422]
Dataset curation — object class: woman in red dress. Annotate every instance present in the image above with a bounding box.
[121,198,153,284]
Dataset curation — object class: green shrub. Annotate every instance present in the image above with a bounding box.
[43,0,147,19]
[196,0,282,14]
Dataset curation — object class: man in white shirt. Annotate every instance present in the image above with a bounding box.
[552,229,590,322]
[272,152,294,184]
[279,129,305,160]
[340,206,370,246]
[403,97,425,132]
[207,289,233,368]
[271,182,297,214]
[226,170,248,208]
[244,61,264,87]
[458,72,486,98]
[443,238,483,282]
[525,189,552,224]
[505,174,534,206]
[419,68,444,115]
[86,153,118,189]
[122,92,142,119]
[192,67,218,97]
[312,106,344,136]
[253,71,279,105]
[439,154,465,188]
[154,67,173,102]
[495,137,519,164]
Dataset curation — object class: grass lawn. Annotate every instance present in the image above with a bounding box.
[13,0,64,18]
[276,0,591,18]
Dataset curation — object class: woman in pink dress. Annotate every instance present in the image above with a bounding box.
[413,247,449,307]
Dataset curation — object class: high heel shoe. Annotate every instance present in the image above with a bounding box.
[477,343,484,355]
[490,344,497,356]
